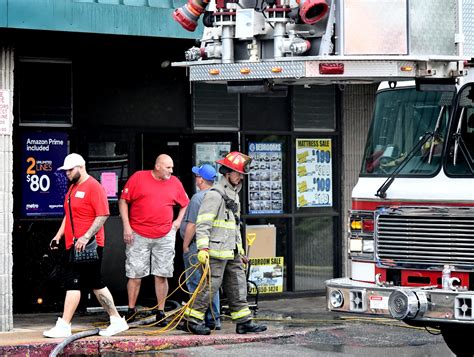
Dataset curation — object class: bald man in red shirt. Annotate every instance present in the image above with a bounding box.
[119,154,189,324]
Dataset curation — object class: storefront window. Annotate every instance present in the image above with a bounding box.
[193,83,239,130]
[293,85,336,131]
[194,141,231,192]
[241,94,290,131]
[18,58,72,126]
[87,141,129,202]
[294,216,334,291]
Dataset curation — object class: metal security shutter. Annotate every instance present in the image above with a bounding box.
[193,83,239,130]
[292,85,336,131]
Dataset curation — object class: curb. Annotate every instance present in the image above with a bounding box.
[0,328,315,356]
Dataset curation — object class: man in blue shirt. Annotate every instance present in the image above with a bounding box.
[180,164,221,330]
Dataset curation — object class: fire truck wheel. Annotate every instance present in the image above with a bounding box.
[441,325,474,356]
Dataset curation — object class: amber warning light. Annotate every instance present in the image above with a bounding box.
[319,63,344,75]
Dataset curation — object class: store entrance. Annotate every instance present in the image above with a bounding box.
[11,130,238,313]
[135,132,238,306]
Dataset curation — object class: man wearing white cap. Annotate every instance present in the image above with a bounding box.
[43,153,128,338]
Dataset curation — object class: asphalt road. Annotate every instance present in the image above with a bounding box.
[149,321,454,357]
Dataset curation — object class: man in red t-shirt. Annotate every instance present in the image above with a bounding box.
[119,154,189,324]
[44,153,128,338]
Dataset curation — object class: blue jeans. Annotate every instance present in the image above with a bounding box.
[183,242,220,326]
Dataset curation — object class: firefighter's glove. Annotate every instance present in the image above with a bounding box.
[198,249,209,265]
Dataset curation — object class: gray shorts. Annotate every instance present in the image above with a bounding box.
[125,228,176,278]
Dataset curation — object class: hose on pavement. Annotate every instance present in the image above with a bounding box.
[49,328,99,357]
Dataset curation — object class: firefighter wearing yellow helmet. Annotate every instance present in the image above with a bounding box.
[181,151,267,335]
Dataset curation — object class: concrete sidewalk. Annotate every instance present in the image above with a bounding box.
[0,295,330,356]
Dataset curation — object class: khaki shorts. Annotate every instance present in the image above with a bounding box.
[125,228,176,278]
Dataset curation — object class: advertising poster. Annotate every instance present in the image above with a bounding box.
[248,257,284,294]
[296,138,333,207]
[248,142,283,214]
[100,172,118,198]
[21,132,69,217]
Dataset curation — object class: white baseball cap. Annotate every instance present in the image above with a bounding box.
[57,153,86,170]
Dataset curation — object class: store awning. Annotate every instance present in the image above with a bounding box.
[0,0,202,39]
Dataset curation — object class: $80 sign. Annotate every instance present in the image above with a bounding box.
[25,156,52,192]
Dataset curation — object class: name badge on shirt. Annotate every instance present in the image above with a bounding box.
[75,191,85,198]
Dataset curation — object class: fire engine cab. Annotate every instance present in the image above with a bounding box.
[326,72,474,356]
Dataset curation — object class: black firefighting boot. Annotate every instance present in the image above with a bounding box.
[178,321,211,335]
[236,320,267,334]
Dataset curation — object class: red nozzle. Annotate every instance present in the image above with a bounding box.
[173,9,198,32]
[300,0,329,25]
[172,0,209,32]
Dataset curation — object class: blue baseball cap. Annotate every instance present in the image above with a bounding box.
[192,164,217,181]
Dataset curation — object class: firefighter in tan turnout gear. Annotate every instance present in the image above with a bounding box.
[182,151,267,335]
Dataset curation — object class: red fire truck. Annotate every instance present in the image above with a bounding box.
[171,0,473,354]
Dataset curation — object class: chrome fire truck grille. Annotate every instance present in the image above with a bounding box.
[376,207,474,267]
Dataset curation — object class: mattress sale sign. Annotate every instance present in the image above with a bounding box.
[296,138,333,207]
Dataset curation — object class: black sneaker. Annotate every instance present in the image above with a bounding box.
[178,321,211,335]
[124,307,137,323]
[236,320,267,334]
[154,309,167,327]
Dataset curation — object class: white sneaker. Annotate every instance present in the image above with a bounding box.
[43,317,72,338]
[99,316,129,337]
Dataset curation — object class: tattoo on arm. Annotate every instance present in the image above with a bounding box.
[85,216,108,239]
